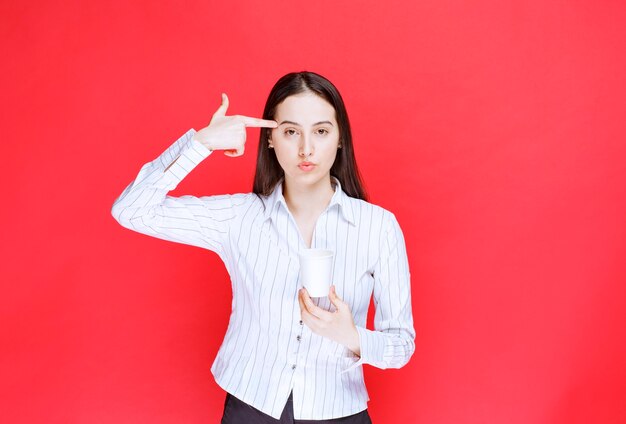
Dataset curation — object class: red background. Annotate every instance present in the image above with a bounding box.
[2,1,625,423]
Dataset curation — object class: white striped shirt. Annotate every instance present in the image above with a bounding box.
[111,129,415,420]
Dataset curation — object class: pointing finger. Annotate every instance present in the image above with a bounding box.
[237,115,278,128]
[213,93,229,117]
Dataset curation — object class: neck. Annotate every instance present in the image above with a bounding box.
[283,176,335,217]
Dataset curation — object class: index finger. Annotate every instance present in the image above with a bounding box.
[237,115,278,128]
[300,288,331,320]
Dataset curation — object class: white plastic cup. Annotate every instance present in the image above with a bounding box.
[299,249,334,297]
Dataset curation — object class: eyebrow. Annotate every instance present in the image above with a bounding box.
[278,120,334,127]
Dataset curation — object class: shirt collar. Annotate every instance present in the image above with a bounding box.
[262,177,356,225]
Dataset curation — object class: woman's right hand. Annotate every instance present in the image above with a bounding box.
[192,93,278,157]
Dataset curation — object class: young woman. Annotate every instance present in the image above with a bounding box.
[112,72,415,423]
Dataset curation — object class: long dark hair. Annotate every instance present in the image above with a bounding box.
[253,71,368,201]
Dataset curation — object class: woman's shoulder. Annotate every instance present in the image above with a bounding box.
[342,194,399,228]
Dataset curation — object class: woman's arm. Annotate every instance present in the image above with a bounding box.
[298,212,416,372]
[347,213,416,371]
[111,129,231,254]
[111,94,277,255]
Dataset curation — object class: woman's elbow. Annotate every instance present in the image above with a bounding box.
[111,199,132,229]
[392,343,416,369]
[381,337,415,370]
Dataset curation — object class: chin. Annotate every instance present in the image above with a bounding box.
[292,172,331,186]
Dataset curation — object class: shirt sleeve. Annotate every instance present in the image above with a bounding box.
[111,128,238,257]
[342,212,416,373]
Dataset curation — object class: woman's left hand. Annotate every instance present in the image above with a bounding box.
[298,285,361,356]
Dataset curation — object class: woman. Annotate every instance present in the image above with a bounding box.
[112,72,415,423]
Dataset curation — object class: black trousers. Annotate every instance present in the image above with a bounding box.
[221,392,372,424]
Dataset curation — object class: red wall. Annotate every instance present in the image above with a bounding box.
[2,1,625,423]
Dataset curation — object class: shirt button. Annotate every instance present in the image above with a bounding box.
[299,320,303,325]
[291,364,297,370]
[296,335,301,342]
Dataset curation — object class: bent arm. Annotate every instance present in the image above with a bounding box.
[111,129,237,255]
[344,213,416,372]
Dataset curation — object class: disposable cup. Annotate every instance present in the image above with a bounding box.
[298,249,334,297]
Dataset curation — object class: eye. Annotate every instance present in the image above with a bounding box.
[316,128,329,135]
[284,128,299,136]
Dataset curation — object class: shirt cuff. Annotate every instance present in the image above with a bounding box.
[340,326,386,374]
[160,129,213,184]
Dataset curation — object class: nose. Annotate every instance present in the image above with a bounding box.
[299,134,313,157]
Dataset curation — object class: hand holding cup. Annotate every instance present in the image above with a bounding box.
[298,286,361,356]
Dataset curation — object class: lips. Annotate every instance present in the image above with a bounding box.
[298,162,316,171]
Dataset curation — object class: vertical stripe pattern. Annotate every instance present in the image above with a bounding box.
[111,129,415,420]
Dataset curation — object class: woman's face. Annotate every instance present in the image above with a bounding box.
[270,92,340,188]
